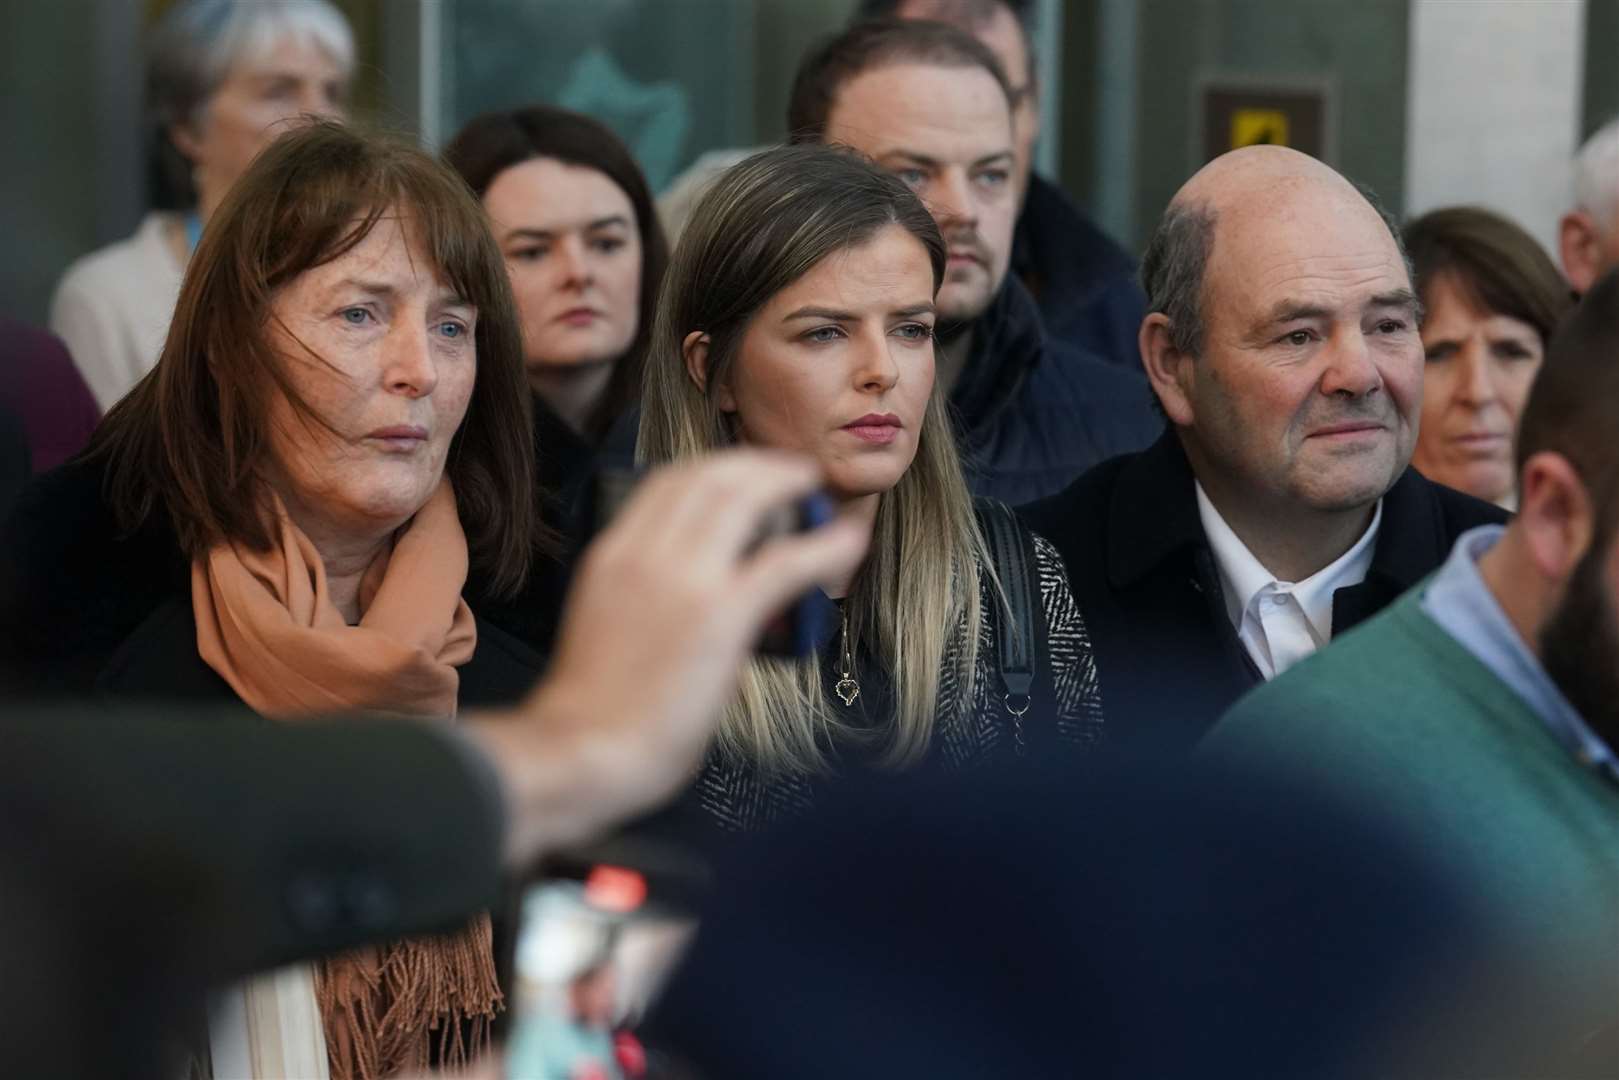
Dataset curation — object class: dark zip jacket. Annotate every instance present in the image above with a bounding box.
[950,274,1162,505]
[1011,173,1146,370]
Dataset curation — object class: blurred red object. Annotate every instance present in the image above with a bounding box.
[584,865,647,914]
[614,1031,648,1077]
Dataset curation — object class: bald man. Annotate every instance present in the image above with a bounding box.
[1021,147,1507,746]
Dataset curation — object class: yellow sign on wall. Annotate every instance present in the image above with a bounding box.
[1231,108,1291,149]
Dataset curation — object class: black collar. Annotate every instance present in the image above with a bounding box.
[1105,428,1464,596]
[947,276,1046,440]
[1106,430,1206,590]
[531,395,596,481]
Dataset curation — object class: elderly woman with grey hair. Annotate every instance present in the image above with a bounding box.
[48,0,353,411]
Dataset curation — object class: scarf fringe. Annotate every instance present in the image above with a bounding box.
[316,915,503,1080]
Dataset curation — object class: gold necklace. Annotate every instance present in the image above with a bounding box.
[834,607,861,706]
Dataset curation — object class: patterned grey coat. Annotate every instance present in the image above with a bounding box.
[688,535,1104,835]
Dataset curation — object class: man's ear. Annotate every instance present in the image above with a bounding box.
[683,331,736,411]
[1559,211,1601,295]
[1139,313,1196,427]
[1518,450,1595,582]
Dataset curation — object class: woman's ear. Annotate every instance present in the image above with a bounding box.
[683,331,736,411]
[169,120,204,168]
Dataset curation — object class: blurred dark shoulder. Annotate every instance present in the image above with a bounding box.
[0,318,101,476]
[0,451,185,695]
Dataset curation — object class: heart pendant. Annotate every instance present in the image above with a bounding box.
[834,677,861,706]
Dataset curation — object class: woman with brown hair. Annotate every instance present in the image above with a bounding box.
[445,106,669,536]
[1,121,544,1077]
[1405,206,1576,509]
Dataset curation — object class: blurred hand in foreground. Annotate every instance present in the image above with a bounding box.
[471,449,870,866]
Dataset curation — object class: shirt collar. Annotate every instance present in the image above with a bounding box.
[1194,483,1382,640]
[1420,525,1616,774]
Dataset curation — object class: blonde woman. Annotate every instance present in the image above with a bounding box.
[639,144,1104,833]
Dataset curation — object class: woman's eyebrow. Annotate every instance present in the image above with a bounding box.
[782,305,857,322]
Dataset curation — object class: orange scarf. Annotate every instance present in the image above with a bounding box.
[192,481,503,1078]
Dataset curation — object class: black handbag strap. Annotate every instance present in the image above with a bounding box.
[976,498,1042,751]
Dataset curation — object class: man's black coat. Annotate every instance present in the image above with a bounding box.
[1019,430,1510,747]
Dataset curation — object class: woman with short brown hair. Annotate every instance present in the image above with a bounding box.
[2,120,545,1078]
[1405,206,1575,508]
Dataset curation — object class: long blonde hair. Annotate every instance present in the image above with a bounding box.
[639,144,994,774]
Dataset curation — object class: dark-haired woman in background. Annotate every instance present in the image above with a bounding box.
[1404,206,1575,509]
[445,106,668,536]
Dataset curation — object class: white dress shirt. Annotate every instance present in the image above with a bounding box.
[1195,484,1382,680]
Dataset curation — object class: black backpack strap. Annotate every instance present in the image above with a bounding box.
[975,497,1045,754]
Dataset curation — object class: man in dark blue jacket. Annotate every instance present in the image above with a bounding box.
[789,19,1161,504]
[855,0,1147,369]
